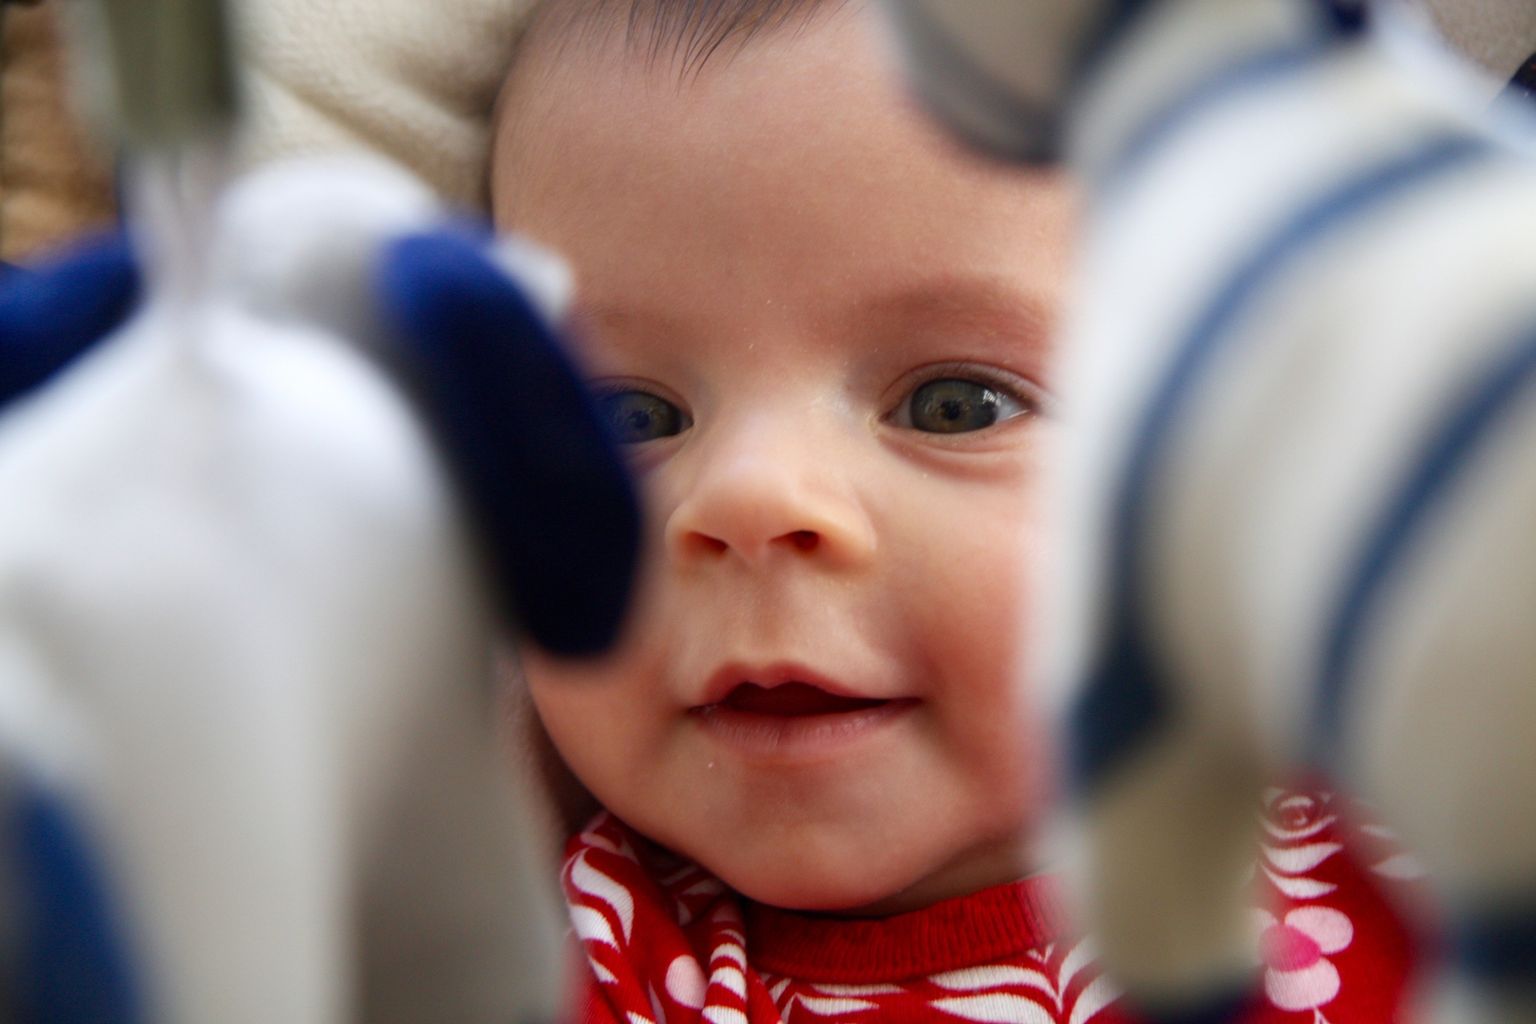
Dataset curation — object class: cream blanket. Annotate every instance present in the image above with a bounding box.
[233,0,536,210]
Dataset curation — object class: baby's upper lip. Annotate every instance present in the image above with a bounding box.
[696,661,880,708]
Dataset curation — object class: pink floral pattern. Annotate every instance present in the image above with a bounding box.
[1252,790,1352,1020]
[1255,906,1354,1018]
[1249,787,1421,1023]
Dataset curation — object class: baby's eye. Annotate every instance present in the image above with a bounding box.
[896,377,1031,434]
[597,389,690,444]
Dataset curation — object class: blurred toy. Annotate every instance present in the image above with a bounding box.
[0,1,638,1018]
[884,0,1536,1021]
[0,148,640,1023]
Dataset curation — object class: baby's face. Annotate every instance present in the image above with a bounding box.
[494,3,1073,913]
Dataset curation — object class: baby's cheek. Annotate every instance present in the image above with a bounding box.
[921,520,1049,796]
[502,679,605,838]
[523,662,621,773]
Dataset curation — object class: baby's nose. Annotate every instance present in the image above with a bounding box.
[663,428,876,569]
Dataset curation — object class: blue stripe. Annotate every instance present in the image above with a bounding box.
[14,780,143,1023]
[1312,317,1536,762]
[1070,131,1486,795]
[1450,902,1536,985]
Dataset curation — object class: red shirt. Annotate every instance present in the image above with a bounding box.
[563,789,1420,1024]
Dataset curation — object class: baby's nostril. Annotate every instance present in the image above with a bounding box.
[694,534,729,555]
[789,530,818,552]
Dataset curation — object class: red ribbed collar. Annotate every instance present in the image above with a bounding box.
[742,875,1066,983]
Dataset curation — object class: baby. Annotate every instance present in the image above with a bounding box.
[489,2,1416,1022]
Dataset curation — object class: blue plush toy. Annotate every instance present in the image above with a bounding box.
[0,156,637,1023]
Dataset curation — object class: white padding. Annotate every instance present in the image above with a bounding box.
[232,0,538,209]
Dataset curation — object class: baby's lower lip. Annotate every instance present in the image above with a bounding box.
[689,685,918,760]
[717,681,885,716]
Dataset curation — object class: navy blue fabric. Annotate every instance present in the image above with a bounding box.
[379,231,640,657]
[14,780,142,1024]
[1070,133,1485,795]
[1313,319,1536,763]
[1450,901,1536,985]
[1138,986,1264,1024]
[0,236,139,409]
[1503,53,1536,105]
[1316,0,1368,34]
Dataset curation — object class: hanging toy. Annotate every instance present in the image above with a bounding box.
[0,0,638,1020]
[882,1,1536,1021]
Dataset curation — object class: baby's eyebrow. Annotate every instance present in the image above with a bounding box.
[565,301,694,347]
[851,276,1057,346]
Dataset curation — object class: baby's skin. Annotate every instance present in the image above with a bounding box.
[493,0,1075,915]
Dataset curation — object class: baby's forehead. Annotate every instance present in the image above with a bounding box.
[491,0,1072,351]
[491,0,859,222]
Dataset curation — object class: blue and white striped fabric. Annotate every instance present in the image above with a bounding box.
[1031,0,1536,1017]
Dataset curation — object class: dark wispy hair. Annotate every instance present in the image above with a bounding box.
[524,0,840,77]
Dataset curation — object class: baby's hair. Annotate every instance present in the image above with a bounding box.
[523,0,841,78]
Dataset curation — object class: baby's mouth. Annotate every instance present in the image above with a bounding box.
[690,672,917,757]
[712,681,889,717]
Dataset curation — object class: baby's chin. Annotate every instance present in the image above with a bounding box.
[692,825,1035,917]
[723,863,916,916]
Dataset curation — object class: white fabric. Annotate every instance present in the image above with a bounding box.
[1045,0,1536,1013]
[882,0,1536,1012]
[0,156,565,1023]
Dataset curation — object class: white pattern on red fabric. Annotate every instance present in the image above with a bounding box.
[1254,791,1351,1018]
[562,799,1416,1024]
[922,942,1115,1024]
[561,813,1119,1024]
[1260,792,1342,901]
[668,955,707,1008]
